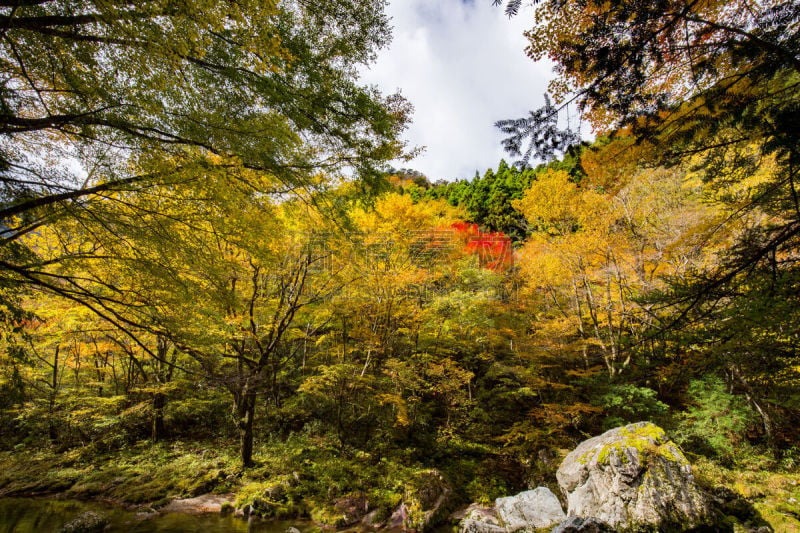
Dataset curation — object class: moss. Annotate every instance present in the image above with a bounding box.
[403,469,452,531]
[309,505,348,527]
[0,441,244,507]
[594,423,684,468]
[693,457,800,532]
[234,475,307,519]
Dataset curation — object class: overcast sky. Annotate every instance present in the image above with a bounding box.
[359,0,552,182]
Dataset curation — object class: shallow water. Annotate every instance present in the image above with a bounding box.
[0,497,310,533]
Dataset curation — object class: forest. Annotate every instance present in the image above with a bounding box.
[0,0,798,532]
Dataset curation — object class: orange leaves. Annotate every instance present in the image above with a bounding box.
[450,222,514,271]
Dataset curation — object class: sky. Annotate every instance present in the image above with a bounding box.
[359,0,553,182]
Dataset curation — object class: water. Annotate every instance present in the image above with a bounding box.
[0,498,310,533]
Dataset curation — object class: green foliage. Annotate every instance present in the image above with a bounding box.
[674,377,757,465]
[419,155,584,241]
[597,384,669,430]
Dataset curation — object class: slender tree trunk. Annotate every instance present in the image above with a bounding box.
[152,392,166,443]
[237,389,257,467]
[729,363,775,449]
[151,336,174,442]
[48,346,60,442]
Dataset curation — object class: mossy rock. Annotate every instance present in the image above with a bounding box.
[557,422,712,532]
[57,511,109,533]
[403,469,453,532]
[236,476,304,519]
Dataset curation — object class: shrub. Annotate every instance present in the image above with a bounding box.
[673,376,757,465]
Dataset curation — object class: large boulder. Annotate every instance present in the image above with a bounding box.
[495,487,567,531]
[556,422,710,532]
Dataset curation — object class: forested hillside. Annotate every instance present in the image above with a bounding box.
[0,0,799,531]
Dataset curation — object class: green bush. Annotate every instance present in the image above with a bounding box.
[597,384,669,430]
[673,376,757,465]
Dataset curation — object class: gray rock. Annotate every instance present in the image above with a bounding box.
[58,511,109,533]
[550,516,612,533]
[458,505,504,533]
[133,510,158,521]
[286,527,301,533]
[460,518,508,533]
[464,505,501,525]
[556,422,710,532]
[495,487,566,531]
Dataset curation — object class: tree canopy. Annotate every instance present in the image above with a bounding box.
[0,0,407,234]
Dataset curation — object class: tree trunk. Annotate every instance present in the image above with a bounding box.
[237,392,257,467]
[729,363,775,449]
[48,346,60,442]
[151,392,166,443]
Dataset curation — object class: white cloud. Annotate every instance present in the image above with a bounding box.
[359,0,553,181]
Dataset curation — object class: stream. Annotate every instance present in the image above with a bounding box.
[0,497,311,533]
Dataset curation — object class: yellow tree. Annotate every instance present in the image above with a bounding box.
[514,166,717,377]
[298,193,480,443]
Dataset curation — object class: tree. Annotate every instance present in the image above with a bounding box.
[0,0,403,212]
[0,0,409,315]
[495,0,800,446]
[514,165,717,377]
[495,94,580,168]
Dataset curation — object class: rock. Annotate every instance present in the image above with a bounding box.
[706,486,773,532]
[333,493,370,526]
[361,509,385,528]
[133,509,158,521]
[403,469,453,531]
[161,493,234,514]
[550,516,612,533]
[58,511,109,533]
[286,527,301,533]
[556,422,710,532]
[460,518,508,533]
[495,487,567,531]
[463,504,501,525]
[458,504,504,533]
[387,503,407,530]
[707,486,756,522]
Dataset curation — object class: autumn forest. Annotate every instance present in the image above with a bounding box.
[0,0,799,532]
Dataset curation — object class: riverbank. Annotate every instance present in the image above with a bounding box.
[0,437,446,529]
[0,441,242,509]
[0,496,315,533]
[1,439,799,532]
